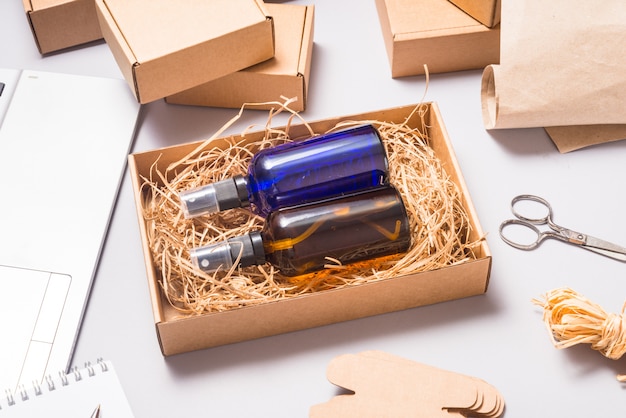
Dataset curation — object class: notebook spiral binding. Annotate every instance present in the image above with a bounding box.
[1,358,109,410]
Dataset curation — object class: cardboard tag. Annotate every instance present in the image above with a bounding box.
[310,351,505,418]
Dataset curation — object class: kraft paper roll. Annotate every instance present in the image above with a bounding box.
[481,0,626,152]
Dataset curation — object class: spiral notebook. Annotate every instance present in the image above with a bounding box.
[0,360,135,417]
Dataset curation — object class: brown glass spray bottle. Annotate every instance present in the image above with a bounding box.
[190,186,411,277]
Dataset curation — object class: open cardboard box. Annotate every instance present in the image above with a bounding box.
[166,3,314,112]
[95,0,275,104]
[128,102,492,356]
[23,0,103,54]
[376,0,500,77]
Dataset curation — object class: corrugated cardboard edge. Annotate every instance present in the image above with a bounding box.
[375,0,395,74]
[128,102,491,356]
[298,4,315,110]
[23,0,103,54]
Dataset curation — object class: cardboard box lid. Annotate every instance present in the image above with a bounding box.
[97,0,275,103]
[102,0,268,62]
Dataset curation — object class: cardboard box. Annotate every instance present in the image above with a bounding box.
[23,0,103,54]
[95,0,275,104]
[165,3,314,112]
[376,0,500,77]
[448,0,501,28]
[129,103,492,356]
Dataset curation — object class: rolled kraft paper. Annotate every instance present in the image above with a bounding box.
[481,0,626,149]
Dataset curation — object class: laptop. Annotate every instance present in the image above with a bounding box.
[0,69,140,393]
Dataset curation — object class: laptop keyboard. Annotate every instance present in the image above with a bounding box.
[0,265,71,392]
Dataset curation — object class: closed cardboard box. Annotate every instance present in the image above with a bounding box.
[376,0,500,77]
[166,3,314,112]
[23,0,102,54]
[95,0,275,103]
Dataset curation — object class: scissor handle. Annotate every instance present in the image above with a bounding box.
[499,218,547,250]
[510,194,554,225]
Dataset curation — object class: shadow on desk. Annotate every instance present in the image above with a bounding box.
[162,289,503,378]
[488,126,626,156]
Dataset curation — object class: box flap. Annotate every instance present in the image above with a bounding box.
[448,0,501,28]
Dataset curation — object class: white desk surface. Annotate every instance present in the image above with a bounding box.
[3,1,626,416]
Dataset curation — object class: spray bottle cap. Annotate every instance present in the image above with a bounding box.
[179,175,249,218]
[191,232,265,273]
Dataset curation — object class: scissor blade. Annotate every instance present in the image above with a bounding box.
[583,235,626,262]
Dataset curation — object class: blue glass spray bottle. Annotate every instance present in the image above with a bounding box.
[190,186,411,277]
[179,124,390,218]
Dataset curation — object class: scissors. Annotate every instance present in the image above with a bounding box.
[90,405,100,418]
[499,194,626,261]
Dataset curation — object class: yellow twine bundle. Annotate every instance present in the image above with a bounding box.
[139,100,484,315]
[533,287,626,381]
